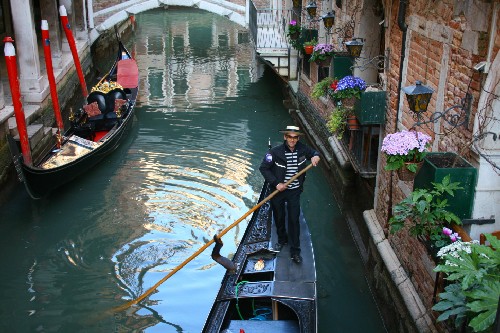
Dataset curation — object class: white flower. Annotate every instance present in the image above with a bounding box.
[436,240,478,259]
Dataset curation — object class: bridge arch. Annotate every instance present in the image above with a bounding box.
[93,0,247,43]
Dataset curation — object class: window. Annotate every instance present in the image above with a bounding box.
[342,125,381,177]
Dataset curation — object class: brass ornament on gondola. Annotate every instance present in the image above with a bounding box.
[254,258,265,271]
[91,80,123,94]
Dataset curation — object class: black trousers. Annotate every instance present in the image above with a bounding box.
[271,188,301,256]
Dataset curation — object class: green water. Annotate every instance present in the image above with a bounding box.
[0,7,385,332]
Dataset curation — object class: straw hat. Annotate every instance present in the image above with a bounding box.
[279,125,303,135]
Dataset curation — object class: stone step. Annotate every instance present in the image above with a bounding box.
[11,124,56,165]
[13,124,44,147]
[7,104,43,138]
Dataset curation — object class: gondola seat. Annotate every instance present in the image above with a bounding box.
[84,88,128,131]
[86,91,107,113]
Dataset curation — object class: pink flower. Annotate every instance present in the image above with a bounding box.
[450,233,460,242]
[442,227,452,236]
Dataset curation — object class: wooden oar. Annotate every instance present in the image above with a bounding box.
[114,163,314,312]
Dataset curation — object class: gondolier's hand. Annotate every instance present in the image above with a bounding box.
[311,156,320,166]
[276,183,286,192]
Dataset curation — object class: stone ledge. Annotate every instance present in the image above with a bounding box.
[327,136,351,169]
[363,208,439,333]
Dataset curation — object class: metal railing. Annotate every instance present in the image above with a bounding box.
[251,5,295,50]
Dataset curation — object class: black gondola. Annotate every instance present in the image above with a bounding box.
[8,39,139,199]
[203,183,317,333]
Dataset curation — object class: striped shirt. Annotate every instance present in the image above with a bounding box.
[284,150,300,190]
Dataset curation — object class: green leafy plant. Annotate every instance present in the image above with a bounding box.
[287,20,301,36]
[286,20,303,50]
[389,175,463,242]
[327,105,351,139]
[303,38,318,47]
[433,235,500,332]
[311,77,336,99]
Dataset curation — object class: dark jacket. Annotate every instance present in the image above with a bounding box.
[259,140,320,189]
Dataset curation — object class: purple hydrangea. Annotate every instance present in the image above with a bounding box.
[381,130,432,156]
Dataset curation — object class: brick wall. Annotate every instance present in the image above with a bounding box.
[372,0,499,328]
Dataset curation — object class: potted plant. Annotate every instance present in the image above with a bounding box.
[303,38,317,55]
[381,130,432,181]
[311,77,336,99]
[389,175,463,256]
[309,43,335,66]
[329,75,366,107]
[287,20,301,40]
[432,235,500,332]
[327,104,350,139]
[415,152,478,219]
[286,20,302,50]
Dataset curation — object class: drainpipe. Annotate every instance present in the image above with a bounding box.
[387,0,408,224]
[395,0,408,132]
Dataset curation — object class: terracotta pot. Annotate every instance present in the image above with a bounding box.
[304,45,314,55]
[346,115,360,131]
[397,161,424,181]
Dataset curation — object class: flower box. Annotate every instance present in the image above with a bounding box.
[414,152,478,219]
[353,90,386,125]
[332,53,353,80]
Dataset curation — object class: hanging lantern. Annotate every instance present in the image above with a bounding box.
[322,11,335,30]
[345,38,364,57]
[306,1,317,18]
[402,81,434,114]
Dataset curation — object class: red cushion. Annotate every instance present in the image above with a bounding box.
[83,102,101,117]
[114,99,127,112]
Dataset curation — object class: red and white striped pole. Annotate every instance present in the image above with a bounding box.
[3,37,32,166]
[41,20,64,134]
[59,5,88,97]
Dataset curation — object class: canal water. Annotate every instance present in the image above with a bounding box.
[0,8,386,333]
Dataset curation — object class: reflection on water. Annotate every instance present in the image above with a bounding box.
[0,7,385,333]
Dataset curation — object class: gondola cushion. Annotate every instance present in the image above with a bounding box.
[87,91,107,113]
[114,99,128,113]
[83,102,102,117]
[105,89,127,113]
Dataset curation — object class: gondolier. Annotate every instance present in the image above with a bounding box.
[259,125,320,264]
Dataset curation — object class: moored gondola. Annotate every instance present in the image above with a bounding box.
[8,38,139,199]
[203,182,317,333]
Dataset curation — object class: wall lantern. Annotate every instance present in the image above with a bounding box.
[402,81,434,114]
[322,11,335,30]
[404,80,473,128]
[292,0,301,8]
[345,38,364,57]
[306,1,317,18]
[303,4,335,32]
